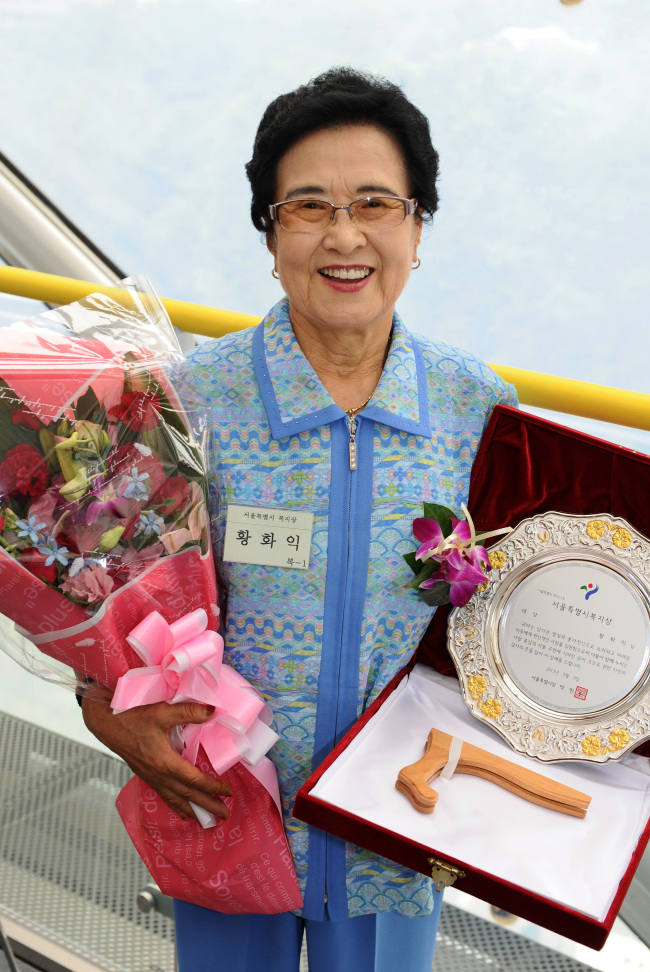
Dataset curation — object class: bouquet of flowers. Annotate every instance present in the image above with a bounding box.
[404,502,512,607]
[0,278,301,914]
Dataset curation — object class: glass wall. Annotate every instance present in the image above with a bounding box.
[0,0,647,401]
[0,255,48,325]
[0,0,648,742]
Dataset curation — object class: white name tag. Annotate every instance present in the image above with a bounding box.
[223,504,313,569]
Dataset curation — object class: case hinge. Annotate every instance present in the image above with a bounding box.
[428,856,466,892]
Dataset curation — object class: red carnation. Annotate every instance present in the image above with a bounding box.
[11,408,41,431]
[0,444,49,498]
[152,475,190,516]
[19,548,58,584]
[109,391,162,433]
[0,511,5,531]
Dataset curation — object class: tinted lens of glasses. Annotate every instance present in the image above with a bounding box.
[349,197,407,225]
[276,197,408,231]
[276,200,334,230]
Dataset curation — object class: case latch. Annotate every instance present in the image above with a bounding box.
[428,856,466,892]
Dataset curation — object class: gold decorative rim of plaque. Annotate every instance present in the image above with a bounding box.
[447,513,650,762]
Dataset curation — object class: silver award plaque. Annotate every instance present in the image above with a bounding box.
[447,513,650,762]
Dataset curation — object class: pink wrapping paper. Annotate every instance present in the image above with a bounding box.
[0,545,89,633]
[17,547,219,689]
[0,328,124,425]
[0,286,302,914]
[111,608,278,786]
[117,757,302,914]
[2,542,302,914]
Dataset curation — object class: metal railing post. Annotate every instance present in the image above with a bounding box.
[0,915,20,972]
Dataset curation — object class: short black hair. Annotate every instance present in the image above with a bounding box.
[246,67,440,235]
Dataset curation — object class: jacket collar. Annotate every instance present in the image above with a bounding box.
[253,298,432,441]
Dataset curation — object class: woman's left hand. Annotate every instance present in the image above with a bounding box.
[82,695,233,820]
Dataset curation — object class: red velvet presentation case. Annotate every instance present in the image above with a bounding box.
[294,405,650,950]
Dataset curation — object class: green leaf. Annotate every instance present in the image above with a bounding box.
[411,561,440,588]
[74,385,101,423]
[39,428,60,470]
[154,379,193,439]
[0,398,42,461]
[417,582,451,607]
[146,423,204,480]
[421,502,454,538]
[403,551,419,575]
[0,379,24,412]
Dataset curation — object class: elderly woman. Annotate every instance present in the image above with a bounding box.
[83,68,516,972]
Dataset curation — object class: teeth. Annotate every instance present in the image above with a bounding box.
[320,267,371,280]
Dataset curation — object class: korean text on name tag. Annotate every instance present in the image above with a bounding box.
[223,504,313,569]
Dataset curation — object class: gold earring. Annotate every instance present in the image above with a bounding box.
[411,257,421,270]
[272,268,280,280]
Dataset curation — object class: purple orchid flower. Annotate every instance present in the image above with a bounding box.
[86,496,131,525]
[408,503,511,608]
[420,546,489,607]
[413,517,445,562]
[413,516,471,562]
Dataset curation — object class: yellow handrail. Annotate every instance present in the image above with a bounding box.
[0,266,258,335]
[1,266,648,433]
[484,364,650,434]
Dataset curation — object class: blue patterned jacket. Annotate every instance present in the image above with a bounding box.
[174,298,517,920]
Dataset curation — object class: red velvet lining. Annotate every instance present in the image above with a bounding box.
[414,405,650,754]
[295,664,630,947]
[295,412,650,945]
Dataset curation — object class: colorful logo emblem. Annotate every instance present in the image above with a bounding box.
[580,583,599,600]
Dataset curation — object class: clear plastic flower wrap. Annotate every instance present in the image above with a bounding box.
[0,276,215,689]
[0,278,302,914]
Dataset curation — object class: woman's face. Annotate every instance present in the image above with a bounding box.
[269,124,421,339]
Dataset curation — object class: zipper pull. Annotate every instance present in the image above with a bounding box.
[348,416,358,471]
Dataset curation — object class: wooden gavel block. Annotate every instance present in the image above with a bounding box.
[396,728,591,818]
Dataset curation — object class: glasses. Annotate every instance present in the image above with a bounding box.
[268,196,418,232]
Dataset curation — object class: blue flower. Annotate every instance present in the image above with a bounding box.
[123,466,150,500]
[135,510,164,538]
[16,515,47,545]
[37,536,71,567]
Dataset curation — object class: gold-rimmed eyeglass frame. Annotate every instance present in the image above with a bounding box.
[268,196,418,232]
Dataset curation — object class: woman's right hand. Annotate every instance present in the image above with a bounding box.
[81,695,232,820]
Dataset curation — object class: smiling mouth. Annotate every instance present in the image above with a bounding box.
[318,267,373,280]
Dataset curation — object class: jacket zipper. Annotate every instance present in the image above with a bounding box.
[348,416,358,470]
[324,416,358,909]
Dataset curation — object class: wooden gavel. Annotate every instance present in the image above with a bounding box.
[396,728,591,818]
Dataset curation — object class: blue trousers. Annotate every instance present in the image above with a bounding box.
[174,897,443,972]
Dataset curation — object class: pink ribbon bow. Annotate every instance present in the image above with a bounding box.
[111,608,278,826]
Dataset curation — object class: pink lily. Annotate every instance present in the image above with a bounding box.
[160,527,192,555]
[113,542,164,583]
[160,504,207,555]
